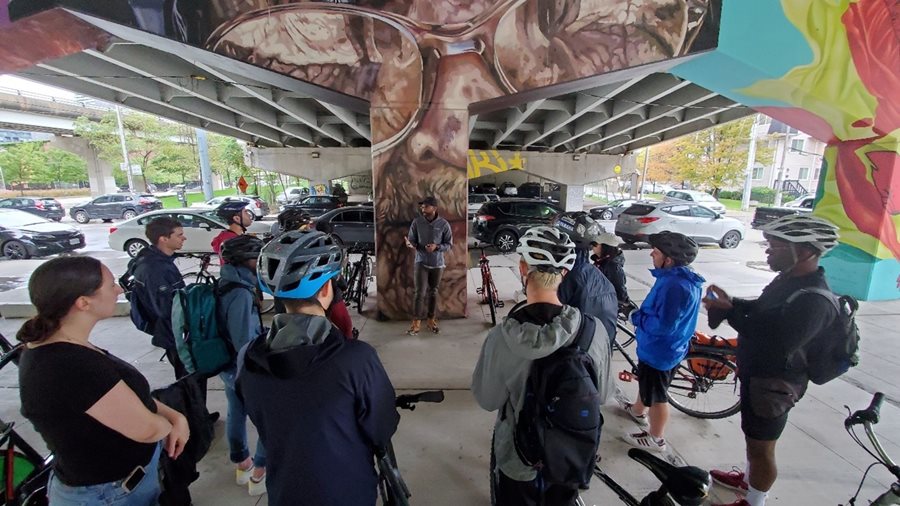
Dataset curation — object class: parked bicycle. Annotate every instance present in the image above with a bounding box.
[842,392,900,505]
[177,253,275,314]
[593,448,711,506]
[475,248,503,326]
[615,301,638,348]
[342,245,375,315]
[377,390,445,505]
[615,323,741,419]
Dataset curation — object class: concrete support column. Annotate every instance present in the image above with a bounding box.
[48,136,115,196]
[560,184,584,212]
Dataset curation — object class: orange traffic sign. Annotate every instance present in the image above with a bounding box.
[237,176,248,193]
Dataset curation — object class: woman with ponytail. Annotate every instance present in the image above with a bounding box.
[17,256,190,506]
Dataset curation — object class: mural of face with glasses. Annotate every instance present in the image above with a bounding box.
[204,0,719,319]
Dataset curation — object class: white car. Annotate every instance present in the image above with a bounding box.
[468,193,500,216]
[108,208,272,257]
[189,195,269,220]
[275,186,309,205]
[663,189,727,215]
[614,202,744,249]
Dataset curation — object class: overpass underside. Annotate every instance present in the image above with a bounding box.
[1,0,897,305]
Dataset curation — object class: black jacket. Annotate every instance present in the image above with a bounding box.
[237,314,399,506]
[558,249,618,341]
[597,251,630,304]
[131,247,185,349]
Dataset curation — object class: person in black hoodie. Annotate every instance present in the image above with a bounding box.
[590,232,632,307]
[237,230,400,506]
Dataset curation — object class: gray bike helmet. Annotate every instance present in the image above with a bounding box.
[258,230,343,299]
[517,226,577,272]
[648,231,699,266]
[555,211,605,249]
[220,235,264,265]
[759,214,839,253]
[216,200,250,224]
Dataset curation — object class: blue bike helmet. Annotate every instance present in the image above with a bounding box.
[257,230,343,299]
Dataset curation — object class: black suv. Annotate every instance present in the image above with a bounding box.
[282,195,344,216]
[69,193,162,224]
[0,196,64,221]
[474,199,563,252]
[517,182,542,199]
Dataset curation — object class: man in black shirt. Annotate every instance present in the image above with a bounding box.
[702,215,840,506]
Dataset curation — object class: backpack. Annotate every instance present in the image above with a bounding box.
[119,255,152,335]
[514,313,603,489]
[786,288,860,385]
[171,280,248,378]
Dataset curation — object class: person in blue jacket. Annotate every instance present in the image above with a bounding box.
[237,231,400,506]
[620,231,704,453]
[218,235,267,497]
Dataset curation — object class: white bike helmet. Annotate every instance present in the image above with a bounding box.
[516,226,577,272]
[759,214,839,253]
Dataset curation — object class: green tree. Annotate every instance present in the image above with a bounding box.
[0,143,46,194]
[209,134,250,188]
[150,143,196,184]
[33,148,88,188]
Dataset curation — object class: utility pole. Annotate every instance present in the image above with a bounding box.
[196,128,214,200]
[115,105,135,192]
[773,131,793,207]
[639,146,650,200]
[741,114,760,211]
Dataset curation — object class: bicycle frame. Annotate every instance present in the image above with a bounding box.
[845,393,900,505]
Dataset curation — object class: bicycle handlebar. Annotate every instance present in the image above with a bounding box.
[396,390,445,410]
[846,392,885,428]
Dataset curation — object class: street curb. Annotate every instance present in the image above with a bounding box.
[0,301,132,319]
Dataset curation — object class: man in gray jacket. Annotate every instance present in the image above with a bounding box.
[472,226,612,506]
[405,196,453,335]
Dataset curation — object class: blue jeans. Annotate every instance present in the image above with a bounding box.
[48,442,161,506]
[221,369,266,467]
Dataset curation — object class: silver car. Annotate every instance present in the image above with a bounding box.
[615,202,744,249]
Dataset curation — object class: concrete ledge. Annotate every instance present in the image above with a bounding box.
[0,300,131,319]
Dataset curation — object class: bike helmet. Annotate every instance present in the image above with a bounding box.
[220,234,264,265]
[258,230,343,299]
[555,211,605,249]
[277,208,312,231]
[648,231,699,266]
[216,200,251,224]
[759,214,839,253]
[516,226,577,272]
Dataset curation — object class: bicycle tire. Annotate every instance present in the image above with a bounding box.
[486,278,497,326]
[259,293,275,314]
[667,352,741,419]
[356,259,370,314]
[181,271,215,285]
[615,318,637,348]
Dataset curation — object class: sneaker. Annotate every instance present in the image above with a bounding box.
[711,500,750,506]
[235,465,254,486]
[710,467,749,494]
[406,320,421,336]
[248,474,267,496]
[621,431,667,453]
[616,399,649,427]
[427,318,440,334]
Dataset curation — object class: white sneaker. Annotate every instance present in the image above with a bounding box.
[615,394,649,427]
[248,474,267,496]
[235,465,253,486]
[622,431,667,453]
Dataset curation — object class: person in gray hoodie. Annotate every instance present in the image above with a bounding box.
[472,226,612,506]
[405,196,453,335]
[218,235,267,496]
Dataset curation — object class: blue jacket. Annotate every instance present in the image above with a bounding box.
[217,264,264,366]
[631,266,705,370]
[237,314,399,506]
[407,214,453,268]
[558,249,618,341]
[131,246,184,349]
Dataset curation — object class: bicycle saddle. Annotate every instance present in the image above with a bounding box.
[628,449,710,506]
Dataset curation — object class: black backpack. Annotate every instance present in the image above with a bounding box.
[514,313,603,489]
[118,254,153,335]
[787,288,861,385]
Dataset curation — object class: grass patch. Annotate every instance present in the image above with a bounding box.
[720,198,748,211]
[159,189,241,208]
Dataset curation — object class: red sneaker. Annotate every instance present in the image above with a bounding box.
[711,500,750,506]
[710,467,749,493]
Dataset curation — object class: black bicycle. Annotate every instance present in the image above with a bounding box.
[377,390,445,506]
[343,246,374,315]
[842,392,900,505]
[615,323,741,419]
[594,448,711,505]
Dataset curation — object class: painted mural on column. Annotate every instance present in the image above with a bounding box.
[3,0,722,318]
[673,0,900,300]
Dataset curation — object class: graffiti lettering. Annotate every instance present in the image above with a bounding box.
[467,150,525,179]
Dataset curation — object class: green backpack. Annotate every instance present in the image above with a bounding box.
[171,281,242,378]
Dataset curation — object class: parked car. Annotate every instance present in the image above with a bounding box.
[517,182,542,199]
[108,208,271,257]
[190,195,270,220]
[0,196,64,221]
[281,195,344,216]
[615,202,744,249]
[275,186,310,205]
[69,193,162,224]
[313,207,375,250]
[663,189,727,214]
[474,182,497,194]
[0,209,84,259]
[751,194,815,229]
[468,193,500,217]
[474,199,563,252]
[498,182,518,196]
[589,199,638,221]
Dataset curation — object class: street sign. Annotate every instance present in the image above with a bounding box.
[237,176,249,193]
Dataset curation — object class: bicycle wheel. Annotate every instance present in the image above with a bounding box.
[485,278,497,326]
[356,260,370,314]
[344,263,360,306]
[615,320,636,348]
[182,271,215,285]
[667,352,741,419]
[259,291,275,314]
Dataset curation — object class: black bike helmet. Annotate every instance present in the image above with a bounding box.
[555,211,604,249]
[216,200,251,224]
[277,208,312,232]
[648,231,699,266]
[220,235,264,265]
[258,230,343,299]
